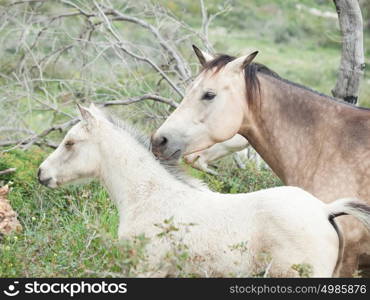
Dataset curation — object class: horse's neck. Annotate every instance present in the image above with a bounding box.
[242,75,350,187]
[98,128,185,215]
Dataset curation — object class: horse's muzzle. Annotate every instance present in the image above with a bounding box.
[151,133,169,158]
[151,130,186,162]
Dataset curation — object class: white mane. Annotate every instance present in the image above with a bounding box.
[104,111,208,191]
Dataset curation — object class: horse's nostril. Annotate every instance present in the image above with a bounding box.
[151,134,171,157]
[152,135,168,149]
[160,136,168,146]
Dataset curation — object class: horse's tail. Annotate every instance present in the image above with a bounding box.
[326,198,370,276]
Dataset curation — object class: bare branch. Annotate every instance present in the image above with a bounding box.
[0,127,35,135]
[23,117,79,148]
[0,117,79,151]
[92,1,184,97]
[2,0,228,152]
[0,92,177,151]
[199,0,213,52]
[8,0,46,6]
[164,1,230,54]
[101,94,178,108]
[99,4,191,80]
[0,168,16,176]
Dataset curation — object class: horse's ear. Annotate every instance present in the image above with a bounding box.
[192,45,214,67]
[225,51,259,73]
[89,103,97,110]
[77,104,96,130]
[88,103,101,114]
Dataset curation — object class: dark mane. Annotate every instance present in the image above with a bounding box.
[203,54,236,72]
[202,54,368,110]
[202,54,281,103]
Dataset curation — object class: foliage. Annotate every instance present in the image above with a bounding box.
[188,159,281,194]
[292,263,314,278]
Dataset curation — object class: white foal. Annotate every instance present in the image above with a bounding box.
[38,104,370,277]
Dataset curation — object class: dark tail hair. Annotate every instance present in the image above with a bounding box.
[326,198,370,276]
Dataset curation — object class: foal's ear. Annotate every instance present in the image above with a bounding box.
[225,51,259,73]
[77,104,96,130]
[88,103,102,115]
[192,45,214,67]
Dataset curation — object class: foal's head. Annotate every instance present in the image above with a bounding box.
[151,46,258,160]
[38,104,104,188]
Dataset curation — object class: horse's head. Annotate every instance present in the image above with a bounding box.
[38,104,104,188]
[151,45,258,160]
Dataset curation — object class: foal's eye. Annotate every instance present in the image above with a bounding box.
[202,91,216,101]
[65,140,74,148]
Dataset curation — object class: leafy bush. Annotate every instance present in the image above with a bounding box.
[189,158,282,194]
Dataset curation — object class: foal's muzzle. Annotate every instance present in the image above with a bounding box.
[37,168,52,187]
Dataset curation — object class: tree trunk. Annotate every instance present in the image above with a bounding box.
[332,0,365,105]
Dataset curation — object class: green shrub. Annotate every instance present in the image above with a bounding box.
[189,159,282,194]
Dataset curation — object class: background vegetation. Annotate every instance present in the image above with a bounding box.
[0,0,369,277]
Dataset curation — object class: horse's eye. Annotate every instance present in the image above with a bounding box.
[202,91,216,101]
[65,140,74,148]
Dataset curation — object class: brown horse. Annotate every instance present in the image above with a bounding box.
[151,46,370,276]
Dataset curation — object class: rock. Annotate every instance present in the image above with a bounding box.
[0,185,22,237]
